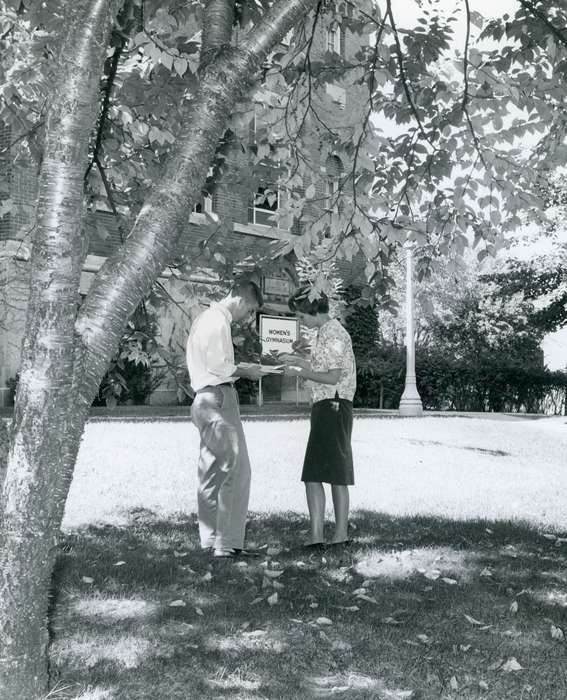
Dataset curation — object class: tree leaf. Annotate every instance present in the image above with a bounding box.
[174,57,188,76]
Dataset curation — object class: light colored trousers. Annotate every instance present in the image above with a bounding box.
[190,384,251,551]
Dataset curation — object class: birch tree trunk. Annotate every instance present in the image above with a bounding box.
[0,1,121,697]
[0,0,318,697]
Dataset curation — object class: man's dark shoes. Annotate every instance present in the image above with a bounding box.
[213,548,260,559]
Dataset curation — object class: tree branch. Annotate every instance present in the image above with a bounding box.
[201,0,235,67]
[517,0,567,51]
[85,0,135,181]
[77,0,320,388]
[462,0,471,110]
[385,0,431,144]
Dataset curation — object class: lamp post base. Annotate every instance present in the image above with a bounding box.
[399,383,423,416]
[399,398,423,416]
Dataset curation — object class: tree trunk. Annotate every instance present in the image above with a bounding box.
[0,1,318,696]
[0,2,120,697]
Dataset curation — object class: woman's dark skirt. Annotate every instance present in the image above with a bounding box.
[301,398,354,485]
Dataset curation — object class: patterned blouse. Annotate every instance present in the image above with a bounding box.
[310,318,357,403]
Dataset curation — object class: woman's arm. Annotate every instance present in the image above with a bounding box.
[283,365,342,385]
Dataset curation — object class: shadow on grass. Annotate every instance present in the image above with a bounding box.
[48,510,567,700]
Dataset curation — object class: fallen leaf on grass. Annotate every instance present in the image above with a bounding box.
[480,568,493,578]
[424,569,441,581]
[316,617,333,625]
[464,614,489,627]
[460,644,472,652]
[449,676,459,691]
[501,657,523,672]
[169,600,186,607]
[416,634,430,645]
[267,592,279,606]
[352,588,367,596]
[173,551,188,558]
[201,572,213,582]
[510,601,518,614]
[114,561,126,567]
[272,580,285,590]
[243,629,267,637]
[542,533,557,541]
[441,577,458,585]
[551,625,565,641]
[195,607,204,616]
[356,594,378,604]
[383,617,403,625]
[81,576,94,584]
[250,597,263,605]
[479,680,489,690]
[264,569,284,578]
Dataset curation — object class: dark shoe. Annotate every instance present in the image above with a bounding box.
[302,542,326,551]
[213,549,237,558]
[233,548,261,557]
[328,540,353,548]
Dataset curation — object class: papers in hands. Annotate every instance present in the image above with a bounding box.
[239,362,284,375]
[260,365,284,374]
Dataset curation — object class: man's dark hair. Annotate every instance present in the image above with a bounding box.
[288,285,329,315]
[231,279,263,308]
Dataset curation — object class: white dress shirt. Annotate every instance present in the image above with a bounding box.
[186,303,237,392]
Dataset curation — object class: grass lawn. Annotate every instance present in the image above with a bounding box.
[47,415,567,699]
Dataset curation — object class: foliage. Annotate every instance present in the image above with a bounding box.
[482,255,567,335]
[93,304,164,407]
[5,0,567,288]
[233,316,262,404]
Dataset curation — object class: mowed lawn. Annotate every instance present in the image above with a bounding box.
[48,415,567,700]
[64,414,567,530]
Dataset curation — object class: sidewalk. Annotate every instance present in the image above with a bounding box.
[0,403,558,422]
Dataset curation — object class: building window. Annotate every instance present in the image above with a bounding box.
[326,21,345,56]
[192,192,214,215]
[324,154,343,221]
[249,185,279,227]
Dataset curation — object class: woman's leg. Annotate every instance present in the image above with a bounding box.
[330,485,349,543]
[304,482,325,544]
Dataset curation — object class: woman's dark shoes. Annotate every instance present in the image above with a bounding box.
[302,542,326,551]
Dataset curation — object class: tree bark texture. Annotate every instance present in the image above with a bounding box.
[0,0,318,697]
[0,1,121,697]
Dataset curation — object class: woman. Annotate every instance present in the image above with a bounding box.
[283,285,356,548]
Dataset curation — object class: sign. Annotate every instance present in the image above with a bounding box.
[263,277,292,297]
[259,315,299,356]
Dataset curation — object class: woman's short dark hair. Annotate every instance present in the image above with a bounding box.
[232,279,263,308]
[288,285,329,315]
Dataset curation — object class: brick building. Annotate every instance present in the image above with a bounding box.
[0,5,369,406]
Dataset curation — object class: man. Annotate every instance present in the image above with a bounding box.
[187,278,273,558]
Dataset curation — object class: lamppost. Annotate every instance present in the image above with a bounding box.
[399,243,423,416]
